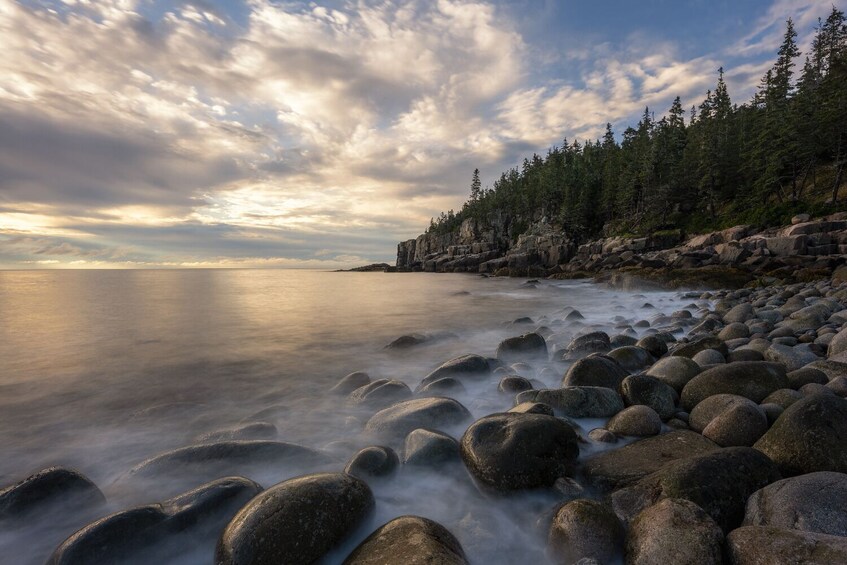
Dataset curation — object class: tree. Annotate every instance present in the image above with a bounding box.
[470,168,482,202]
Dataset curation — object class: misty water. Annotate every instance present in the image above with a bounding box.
[0,269,699,564]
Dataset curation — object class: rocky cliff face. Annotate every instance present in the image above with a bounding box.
[394,212,847,285]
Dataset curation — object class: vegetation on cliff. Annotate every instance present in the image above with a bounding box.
[427,10,847,243]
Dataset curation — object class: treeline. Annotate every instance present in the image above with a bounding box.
[428,9,847,242]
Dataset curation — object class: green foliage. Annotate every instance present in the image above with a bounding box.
[426,10,847,242]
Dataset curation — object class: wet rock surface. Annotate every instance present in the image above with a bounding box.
[343,515,468,565]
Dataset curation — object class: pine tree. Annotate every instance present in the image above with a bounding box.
[470,168,482,202]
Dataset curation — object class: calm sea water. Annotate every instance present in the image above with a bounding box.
[0,269,695,564]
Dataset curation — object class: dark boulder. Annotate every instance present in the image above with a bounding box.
[582,430,719,492]
[348,379,413,409]
[365,397,472,440]
[620,374,677,420]
[417,355,490,390]
[626,498,723,565]
[753,393,847,476]
[610,447,781,531]
[645,356,701,393]
[516,387,624,418]
[460,413,579,491]
[561,355,628,390]
[0,467,105,523]
[216,473,374,565]
[727,526,847,564]
[344,446,399,479]
[331,372,371,395]
[343,515,468,565]
[49,477,261,565]
[403,429,460,467]
[680,361,788,411]
[496,333,548,362]
[547,499,624,565]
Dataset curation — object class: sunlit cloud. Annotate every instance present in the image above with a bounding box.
[0,0,831,268]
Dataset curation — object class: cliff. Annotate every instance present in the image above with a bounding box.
[395,213,847,287]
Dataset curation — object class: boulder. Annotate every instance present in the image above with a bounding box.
[496,333,548,362]
[743,471,847,536]
[718,322,750,340]
[607,406,662,437]
[581,431,719,492]
[344,446,399,479]
[761,388,802,408]
[829,326,847,357]
[786,366,829,389]
[724,303,754,323]
[403,429,460,467]
[727,526,847,564]
[460,413,579,491]
[671,336,728,359]
[764,343,820,372]
[692,395,768,447]
[636,335,668,358]
[692,349,725,366]
[497,376,533,394]
[626,498,723,565]
[610,447,781,531]
[365,397,472,440]
[348,380,413,408]
[563,332,610,358]
[620,375,677,420]
[508,402,554,416]
[516,387,624,418]
[607,346,653,372]
[645,357,701,393]
[547,499,624,565]
[680,361,788,411]
[0,467,105,523]
[331,372,371,395]
[343,516,468,565]
[194,422,277,444]
[49,477,261,565]
[216,473,374,565]
[561,355,628,390]
[418,355,490,390]
[753,393,847,476]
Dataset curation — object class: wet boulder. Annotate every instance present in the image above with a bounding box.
[743,471,847,536]
[49,477,261,565]
[348,379,413,409]
[727,526,847,564]
[344,446,399,479]
[691,348,725,366]
[626,498,723,565]
[460,413,579,491]
[496,333,548,362]
[194,422,277,443]
[562,331,610,359]
[606,405,662,437]
[417,377,466,397]
[547,499,624,565]
[620,374,677,420]
[516,387,624,418]
[364,397,472,440]
[610,447,781,531]
[582,430,719,492]
[343,515,468,565]
[645,356,701,393]
[0,467,105,523]
[607,346,653,372]
[331,372,371,395]
[680,361,788,411]
[764,343,820,372]
[417,355,490,390]
[497,375,533,394]
[753,393,847,476]
[635,335,668,358]
[670,336,728,359]
[121,441,333,493]
[689,394,768,447]
[787,366,829,389]
[403,429,460,467]
[216,473,374,565]
[508,402,554,416]
[561,356,628,390]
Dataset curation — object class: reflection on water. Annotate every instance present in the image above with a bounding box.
[0,269,694,564]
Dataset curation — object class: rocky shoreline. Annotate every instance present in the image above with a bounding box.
[4,276,847,563]
[394,213,847,289]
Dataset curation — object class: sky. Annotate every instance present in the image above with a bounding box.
[0,0,841,269]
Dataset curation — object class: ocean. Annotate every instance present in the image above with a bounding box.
[0,269,696,564]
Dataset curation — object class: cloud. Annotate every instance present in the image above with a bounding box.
[0,0,836,267]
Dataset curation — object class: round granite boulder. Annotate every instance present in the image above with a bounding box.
[343,516,468,565]
[0,467,105,523]
[216,473,374,565]
[348,380,412,409]
[689,394,768,447]
[547,499,624,565]
[636,335,668,358]
[626,498,724,565]
[561,355,628,390]
[331,372,371,395]
[753,393,847,476]
[496,333,548,362]
[365,397,472,440]
[680,361,788,411]
[607,405,662,437]
[743,471,847,536]
[607,346,653,372]
[403,429,460,467]
[645,356,701,393]
[620,375,677,420]
[460,413,579,492]
[344,446,399,479]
